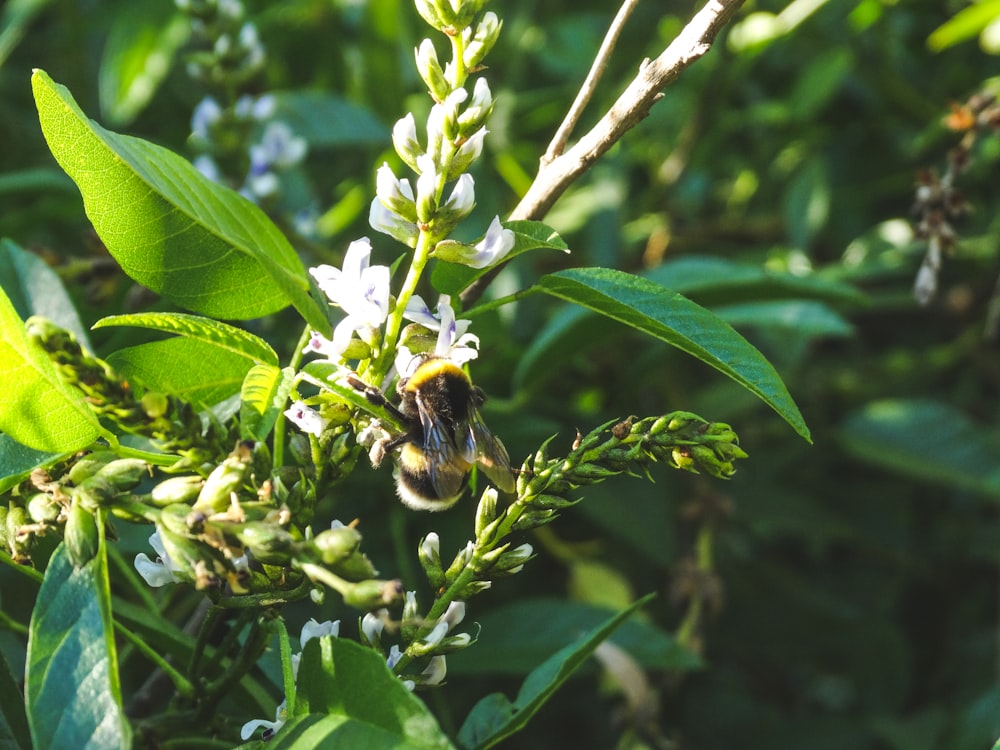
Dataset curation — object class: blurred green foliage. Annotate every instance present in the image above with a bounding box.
[3,0,1000,748]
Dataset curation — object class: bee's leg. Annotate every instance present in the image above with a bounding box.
[346,375,407,423]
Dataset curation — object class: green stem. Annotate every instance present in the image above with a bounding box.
[0,549,44,583]
[462,286,539,318]
[376,230,435,383]
[393,500,527,674]
[115,619,195,698]
[274,326,314,468]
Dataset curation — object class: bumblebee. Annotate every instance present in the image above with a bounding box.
[355,358,516,510]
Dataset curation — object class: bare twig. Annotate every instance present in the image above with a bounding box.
[461,0,746,307]
[543,0,641,164]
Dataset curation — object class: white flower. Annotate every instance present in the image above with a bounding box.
[301,617,340,646]
[375,163,417,220]
[309,238,391,354]
[440,173,475,218]
[420,655,447,686]
[241,699,286,741]
[362,610,388,644]
[134,531,183,587]
[392,112,421,167]
[470,216,515,268]
[291,618,340,679]
[284,401,326,438]
[369,198,419,246]
[440,601,466,631]
[387,644,404,669]
[398,295,480,375]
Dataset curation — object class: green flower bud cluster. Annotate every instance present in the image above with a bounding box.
[390,411,745,677]
[26,318,234,467]
[517,413,748,519]
[0,450,151,566]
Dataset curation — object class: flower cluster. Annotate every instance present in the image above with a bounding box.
[283,0,513,437]
[176,0,309,212]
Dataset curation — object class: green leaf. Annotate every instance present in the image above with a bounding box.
[840,398,1000,500]
[457,594,654,750]
[264,637,453,749]
[0,238,91,349]
[714,300,854,338]
[268,90,389,148]
[432,220,569,296]
[240,364,296,442]
[928,0,1000,51]
[98,4,188,126]
[93,313,278,366]
[537,268,811,441]
[26,541,131,750]
[449,598,700,676]
[106,338,257,409]
[31,70,330,335]
[646,255,866,307]
[0,285,104,453]
[0,647,31,750]
[0,433,61,494]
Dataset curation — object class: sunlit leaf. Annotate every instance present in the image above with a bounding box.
[31,70,330,334]
[240,364,295,442]
[93,313,278,365]
[0,286,104,452]
[262,637,454,749]
[106,338,259,409]
[537,268,811,441]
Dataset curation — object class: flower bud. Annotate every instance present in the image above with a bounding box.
[141,392,170,419]
[369,198,419,248]
[377,161,417,213]
[418,532,445,589]
[311,524,362,565]
[434,174,476,228]
[446,129,486,179]
[474,488,498,539]
[443,541,475,582]
[68,451,119,485]
[342,578,404,611]
[392,114,422,171]
[457,78,493,137]
[27,493,60,524]
[71,475,117,510]
[96,458,149,492]
[193,447,252,513]
[237,521,295,564]
[415,154,440,224]
[402,590,420,641]
[65,498,99,567]
[456,579,492,598]
[464,12,502,70]
[151,476,204,506]
[360,610,388,648]
[415,39,451,102]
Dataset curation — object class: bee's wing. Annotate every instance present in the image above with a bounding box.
[415,390,472,501]
[468,407,516,493]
